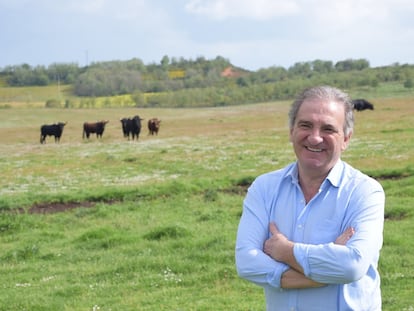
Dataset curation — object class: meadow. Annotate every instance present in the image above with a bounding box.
[0,96,413,310]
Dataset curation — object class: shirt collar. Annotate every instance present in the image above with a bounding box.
[326,160,344,188]
[285,162,299,185]
[286,160,344,188]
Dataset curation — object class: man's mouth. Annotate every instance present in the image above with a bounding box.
[306,146,323,152]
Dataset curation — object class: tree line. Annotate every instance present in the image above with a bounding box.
[1,56,413,108]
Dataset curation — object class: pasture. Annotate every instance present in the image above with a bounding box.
[0,98,413,310]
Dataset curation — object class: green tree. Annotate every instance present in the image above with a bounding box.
[288,62,312,77]
[311,60,333,73]
[161,55,170,68]
[335,59,369,71]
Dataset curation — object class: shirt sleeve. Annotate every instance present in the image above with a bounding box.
[235,178,289,288]
[293,178,385,284]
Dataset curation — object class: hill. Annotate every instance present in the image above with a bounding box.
[1,56,414,108]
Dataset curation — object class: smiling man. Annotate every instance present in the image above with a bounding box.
[235,86,385,310]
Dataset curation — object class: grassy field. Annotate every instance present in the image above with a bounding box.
[0,96,413,310]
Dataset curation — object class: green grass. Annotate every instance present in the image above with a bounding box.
[0,98,413,310]
[0,84,73,107]
[1,80,414,109]
[350,81,414,99]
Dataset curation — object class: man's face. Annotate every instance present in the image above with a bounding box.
[290,99,351,177]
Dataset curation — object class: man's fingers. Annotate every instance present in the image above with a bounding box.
[269,222,278,235]
[335,227,355,245]
[345,227,355,237]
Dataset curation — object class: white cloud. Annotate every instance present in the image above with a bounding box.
[185,0,300,20]
[66,0,107,14]
[307,0,389,33]
[63,0,153,19]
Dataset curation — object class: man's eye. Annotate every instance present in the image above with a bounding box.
[299,123,311,129]
[324,127,337,133]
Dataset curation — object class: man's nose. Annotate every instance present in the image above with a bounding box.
[307,129,323,145]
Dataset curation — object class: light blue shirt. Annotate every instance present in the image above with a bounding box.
[235,160,385,311]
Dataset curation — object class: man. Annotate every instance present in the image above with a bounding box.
[235,86,385,310]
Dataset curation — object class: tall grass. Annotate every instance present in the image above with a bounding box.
[0,98,413,310]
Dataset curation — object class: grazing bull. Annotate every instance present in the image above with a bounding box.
[352,99,374,111]
[120,116,143,140]
[40,122,67,144]
[148,118,161,135]
[83,120,109,139]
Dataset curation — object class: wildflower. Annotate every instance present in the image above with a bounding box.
[162,267,182,284]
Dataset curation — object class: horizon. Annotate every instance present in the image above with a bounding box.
[0,55,409,72]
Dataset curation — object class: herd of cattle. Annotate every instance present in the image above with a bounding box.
[40,116,161,144]
[39,99,374,144]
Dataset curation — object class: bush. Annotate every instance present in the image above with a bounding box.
[45,99,61,108]
[64,99,75,108]
[404,79,413,88]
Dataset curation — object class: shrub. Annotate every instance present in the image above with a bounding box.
[45,99,61,108]
[404,78,413,88]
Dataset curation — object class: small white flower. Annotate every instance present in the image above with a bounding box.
[41,275,55,282]
[162,267,182,283]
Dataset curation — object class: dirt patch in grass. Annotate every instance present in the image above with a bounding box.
[384,209,410,221]
[28,201,96,214]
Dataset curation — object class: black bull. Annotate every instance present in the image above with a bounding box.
[352,99,374,111]
[120,116,143,140]
[83,120,109,139]
[40,122,67,144]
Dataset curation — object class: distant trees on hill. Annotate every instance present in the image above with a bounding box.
[1,56,413,107]
[2,63,80,86]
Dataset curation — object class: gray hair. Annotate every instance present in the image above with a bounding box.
[288,86,354,136]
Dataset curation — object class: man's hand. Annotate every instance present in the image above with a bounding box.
[335,227,355,245]
[263,222,291,261]
[263,222,302,272]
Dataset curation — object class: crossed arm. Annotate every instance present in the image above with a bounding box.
[263,222,355,288]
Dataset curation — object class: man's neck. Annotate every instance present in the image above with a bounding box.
[298,169,329,203]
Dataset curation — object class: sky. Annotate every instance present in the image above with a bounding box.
[1,0,414,71]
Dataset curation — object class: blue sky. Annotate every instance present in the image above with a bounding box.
[1,0,414,70]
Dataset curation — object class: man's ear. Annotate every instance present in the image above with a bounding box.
[342,131,352,151]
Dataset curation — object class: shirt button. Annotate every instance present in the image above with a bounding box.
[290,307,295,311]
[298,224,303,229]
